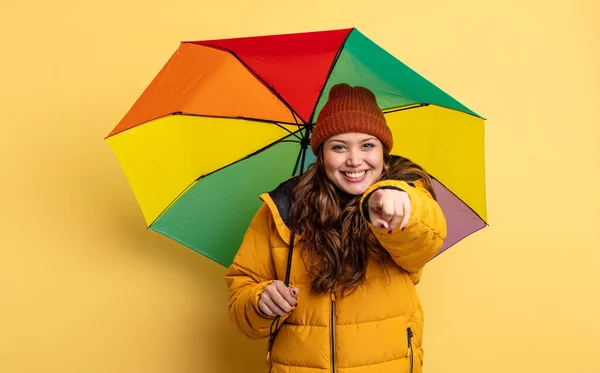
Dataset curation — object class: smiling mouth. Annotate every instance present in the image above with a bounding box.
[342,171,368,180]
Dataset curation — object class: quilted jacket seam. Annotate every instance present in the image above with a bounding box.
[270,360,327,369]
[337,313,406,326]
[339,355,408,369]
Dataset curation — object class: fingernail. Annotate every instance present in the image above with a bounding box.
[401,227,405,231]
[380,224,386,229]
[388,230,392,234]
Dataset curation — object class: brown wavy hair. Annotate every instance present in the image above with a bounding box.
[289,147,436,294]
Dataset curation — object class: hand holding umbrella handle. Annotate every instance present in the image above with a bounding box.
[258,280,300,318]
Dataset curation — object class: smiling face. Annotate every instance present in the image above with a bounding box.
[322,132,385,195]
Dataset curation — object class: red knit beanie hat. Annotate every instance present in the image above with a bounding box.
[310,83,393,154]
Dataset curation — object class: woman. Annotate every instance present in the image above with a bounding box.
[225,83,447,373]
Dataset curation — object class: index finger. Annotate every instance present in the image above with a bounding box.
[369,189,384,209]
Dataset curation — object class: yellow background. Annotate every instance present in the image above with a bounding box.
[1,0,598,372]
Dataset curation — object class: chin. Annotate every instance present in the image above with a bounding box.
[338,182,371,196]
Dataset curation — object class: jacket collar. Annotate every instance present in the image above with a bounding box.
[259,176,299,245]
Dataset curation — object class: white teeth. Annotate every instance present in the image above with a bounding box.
[344,171,366,179]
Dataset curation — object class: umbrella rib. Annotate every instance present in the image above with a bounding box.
[191,42,306,124]
[291,141,303,176]
[106,112,304,139]
[383,103,429,114]
[179,113,301,140]
[272,123,302,140]
[147,129,304,228]
[175,112,302,140]
[307,28,354,124]
[383,103,486,119]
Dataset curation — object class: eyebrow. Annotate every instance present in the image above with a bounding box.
[328,137,377,144]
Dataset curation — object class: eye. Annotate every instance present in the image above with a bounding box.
[331,144,346,151]
[362,142,376,149]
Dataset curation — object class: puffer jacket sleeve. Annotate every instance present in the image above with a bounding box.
[359,179,447,275]
[225,203,289,339]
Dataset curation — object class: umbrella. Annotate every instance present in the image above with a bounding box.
[105,27,487,267]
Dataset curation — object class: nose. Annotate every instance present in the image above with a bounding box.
[345,149,363,167]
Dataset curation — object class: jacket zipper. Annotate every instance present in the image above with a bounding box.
[407,327,414,373]
[330,292,336,373]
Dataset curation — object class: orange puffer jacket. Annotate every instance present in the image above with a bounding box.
[225,178,447,373]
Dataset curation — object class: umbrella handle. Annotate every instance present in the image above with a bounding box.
[269,127,309,363]
[284,232,295,287]
[283,127,310,286]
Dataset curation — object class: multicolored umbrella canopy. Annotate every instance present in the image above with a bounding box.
[106,28,487,266]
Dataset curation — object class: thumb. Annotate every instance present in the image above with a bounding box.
[289,287,300,298]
